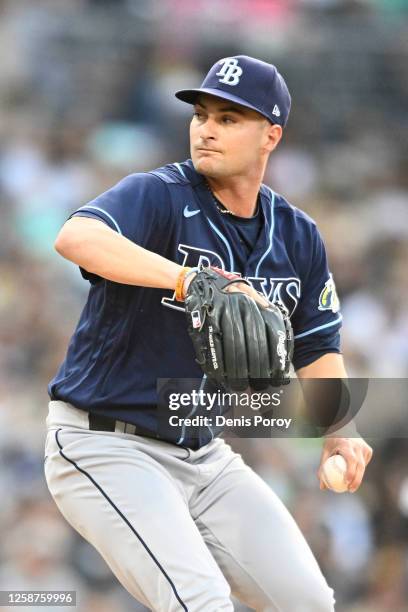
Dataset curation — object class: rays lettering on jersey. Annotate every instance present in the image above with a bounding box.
[161,244,301,316]
[246,276,301,317]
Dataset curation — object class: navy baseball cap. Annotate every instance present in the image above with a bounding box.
[175,55,291,127]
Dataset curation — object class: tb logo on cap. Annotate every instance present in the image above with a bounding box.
[216,58,243,86]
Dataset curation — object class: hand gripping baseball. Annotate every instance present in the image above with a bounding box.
[185,267,293,391]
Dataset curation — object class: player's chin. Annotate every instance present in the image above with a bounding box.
[192,155,222,177]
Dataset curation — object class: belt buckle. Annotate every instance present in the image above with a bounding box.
[116,421,137,435]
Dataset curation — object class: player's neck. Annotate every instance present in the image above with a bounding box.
[205,174,262,218]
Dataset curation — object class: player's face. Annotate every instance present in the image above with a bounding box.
[190,94,281,179]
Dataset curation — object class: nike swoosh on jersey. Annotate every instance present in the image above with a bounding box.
[183,206,201,218]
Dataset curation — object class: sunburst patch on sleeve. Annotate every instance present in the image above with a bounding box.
[318,273,340,313]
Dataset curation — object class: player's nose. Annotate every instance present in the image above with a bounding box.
[197,116,218,141]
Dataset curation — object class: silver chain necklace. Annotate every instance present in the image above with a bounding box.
[205,181,234,215]
[205,181,259,218]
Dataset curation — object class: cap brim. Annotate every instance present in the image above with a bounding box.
[175,87,271,122]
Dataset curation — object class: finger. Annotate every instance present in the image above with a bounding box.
[363,445,373,465]
[322,447,357,486]
[340,450,359,486]
[250,289,269,308]
[243,289,268,309]
[319,479,327,491]
[317,447,333,480]
[348,452,366,492]
[318,464,329,490]
[228,284,269,308]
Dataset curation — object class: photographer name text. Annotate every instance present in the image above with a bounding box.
[168,414,292,429]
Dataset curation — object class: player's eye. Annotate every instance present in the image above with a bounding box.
[221,115,235,124]
[193,111,205,120]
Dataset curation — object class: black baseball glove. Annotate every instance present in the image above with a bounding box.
[185,267,293,390]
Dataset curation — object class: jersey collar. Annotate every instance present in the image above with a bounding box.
[178,159,276,275]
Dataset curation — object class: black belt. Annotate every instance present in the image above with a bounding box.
[88,413,142,436]
[88,413,117,432]
[88,412,201,450]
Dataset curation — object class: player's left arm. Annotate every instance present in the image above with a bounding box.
[297,353,373,492]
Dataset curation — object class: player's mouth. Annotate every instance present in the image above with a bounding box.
[195,147,221,154]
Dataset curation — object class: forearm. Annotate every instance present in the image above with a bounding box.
[297,355,372,490]
[54,217,182,289]
[297,353,360,437]
[296,353,347,378]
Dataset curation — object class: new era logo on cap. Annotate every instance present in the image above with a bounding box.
[175,55,291,127]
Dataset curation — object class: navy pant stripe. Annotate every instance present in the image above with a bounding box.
[55,429,188,611]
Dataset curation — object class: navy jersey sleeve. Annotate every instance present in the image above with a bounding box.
[69,172,173,248]
[67,172,174,283]
[291,224,342,370]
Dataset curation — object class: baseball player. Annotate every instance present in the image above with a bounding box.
[44,56,372,611]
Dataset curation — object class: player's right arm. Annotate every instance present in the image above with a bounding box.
[54,216,183,290]
[57,172,270,305]
[55,217,268,308]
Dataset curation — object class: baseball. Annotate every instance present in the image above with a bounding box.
[321,455,348,493]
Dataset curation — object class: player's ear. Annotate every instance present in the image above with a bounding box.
[264,123,283,153]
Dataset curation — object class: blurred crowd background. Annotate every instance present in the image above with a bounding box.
[0,0,407,610]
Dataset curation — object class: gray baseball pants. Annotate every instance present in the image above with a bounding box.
[44,401,335,612]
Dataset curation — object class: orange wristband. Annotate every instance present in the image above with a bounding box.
[175,267,191,302]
